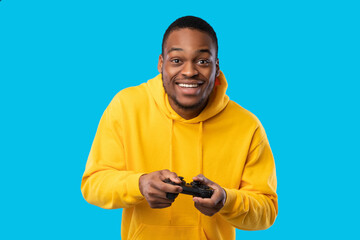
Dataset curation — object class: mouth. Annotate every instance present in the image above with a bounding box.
[174,81,204,96]
[177,83,202,88]
[175,80,204,88]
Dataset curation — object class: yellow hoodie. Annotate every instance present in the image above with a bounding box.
[81,72,278,240]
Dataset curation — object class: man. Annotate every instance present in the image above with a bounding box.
[81,16,278,239]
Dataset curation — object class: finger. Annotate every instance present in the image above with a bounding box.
[146,187,170,200]
[192,174,214,186]
[157,170,180,183]
[193,194,224,209]
[150,202,172,209]
[194,202,217,216]
[192,174,205,182]
[149,179,182,196]
[193,197,216,208]
[194,201,222,215]
[193,192,225,210]
[192,176,225,201]
[210,188,225,205]
[156,181,182,194]
[158,169,171,181]
[160,170,182,184]
[146,189,176,203]
[169,174,182,184]
[151,196,175,204]
[194,187,225,205]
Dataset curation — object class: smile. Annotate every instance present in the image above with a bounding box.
[177,83,201,88]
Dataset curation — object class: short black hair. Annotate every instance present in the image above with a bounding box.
[162,16,218,57]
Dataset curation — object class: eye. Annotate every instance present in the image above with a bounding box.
[198,59,210,65]
[170,58,181,64]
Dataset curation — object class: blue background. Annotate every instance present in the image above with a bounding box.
[1,0,359,239]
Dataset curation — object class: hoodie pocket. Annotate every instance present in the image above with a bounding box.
[130,223,207,240]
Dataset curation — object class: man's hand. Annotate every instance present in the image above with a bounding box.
[192,174,227,216]
[139,169,183,209]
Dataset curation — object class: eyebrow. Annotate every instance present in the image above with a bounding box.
[167,48,184,54]
[197,49,212,55]
[167,48,212,55]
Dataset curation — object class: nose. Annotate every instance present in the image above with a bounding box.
[181,61,198,77]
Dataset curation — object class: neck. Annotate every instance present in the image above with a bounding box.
[168,98,208,120]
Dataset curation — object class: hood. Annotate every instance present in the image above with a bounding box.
[147,71,229,123]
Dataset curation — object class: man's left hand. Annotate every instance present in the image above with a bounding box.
[192,174,227,216]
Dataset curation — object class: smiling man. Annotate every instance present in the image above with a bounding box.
[159,27,219,119]
[81,16,278,240]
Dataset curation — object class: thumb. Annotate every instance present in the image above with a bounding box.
[193,174,213,186]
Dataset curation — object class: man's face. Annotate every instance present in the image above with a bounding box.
[158,28,219,117]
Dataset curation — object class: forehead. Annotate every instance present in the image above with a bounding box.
[164,28,216,54]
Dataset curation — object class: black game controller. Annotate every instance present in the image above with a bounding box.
[164,176,214,200]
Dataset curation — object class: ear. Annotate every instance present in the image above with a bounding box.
[216,58,220,77]
[158,54,163,73]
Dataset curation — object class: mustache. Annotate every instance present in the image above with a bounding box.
[174,76,203,81]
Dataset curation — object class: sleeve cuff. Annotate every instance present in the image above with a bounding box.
[126,172,146,200]
[220,187,237,213]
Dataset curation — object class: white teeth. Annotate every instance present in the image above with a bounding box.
[178,83,199,88]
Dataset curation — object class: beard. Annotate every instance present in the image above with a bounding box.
[170,94,206,110]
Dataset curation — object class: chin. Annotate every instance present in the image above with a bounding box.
[174,98,204,110]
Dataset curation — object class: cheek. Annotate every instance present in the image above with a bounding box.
[204,76,216,93]
[198,65,216,78]
[164,67,182,84]
[162,72,174,90]
[164,65,179,77]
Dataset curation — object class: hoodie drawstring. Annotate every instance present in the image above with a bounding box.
[198,121,203,175]
[198,121,204,231]
[169,119,174,172]
[168,120,204,227]
[169,119,174,224]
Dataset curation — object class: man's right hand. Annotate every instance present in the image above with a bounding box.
[139,169,183,209]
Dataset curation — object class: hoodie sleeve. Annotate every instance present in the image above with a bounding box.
[219,124,278,230]
[81,94,145,209]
